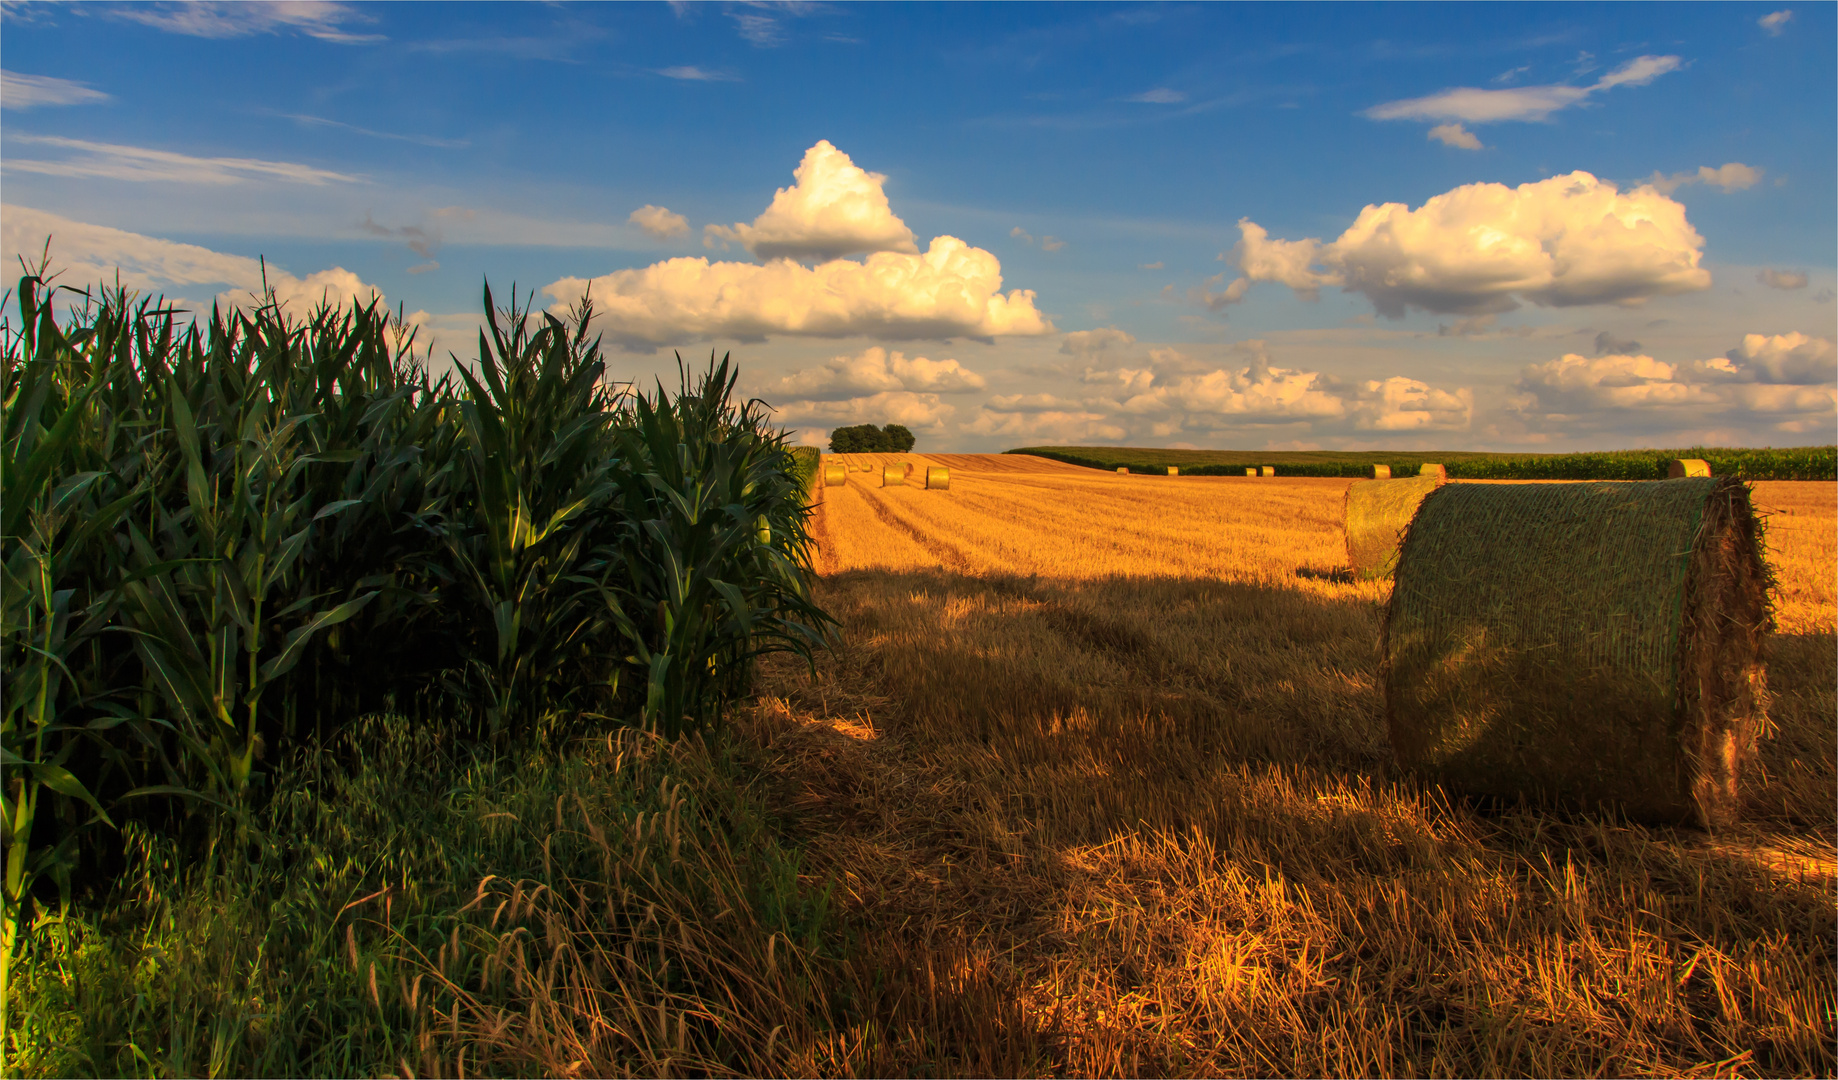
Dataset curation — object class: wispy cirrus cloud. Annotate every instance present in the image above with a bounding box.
[656,65,742,82]
[1759,9,1793,35]
[1,70,110,110]
[1365,53,1682,125]
[109,1,382,43]
[1121,88,1185,104]
[2,135,363,185]
[277,112,468,149]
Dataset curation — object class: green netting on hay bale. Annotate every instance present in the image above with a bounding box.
[1345,475,1443,580]
[1382,477,1771,828]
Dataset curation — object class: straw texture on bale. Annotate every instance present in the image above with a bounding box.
[881,464,906,487]
[1381,477,1772,829]
[1419,462,1447,480]
[823,463,848,487]
[1669,458,1711,478]
[1166,466,1180,476]
[924,466,950,490]
[1344,475,1444,580]
[1371,464,1392,479]
[1260,466,1276,477]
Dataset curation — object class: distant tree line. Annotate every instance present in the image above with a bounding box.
[829,423,916,453]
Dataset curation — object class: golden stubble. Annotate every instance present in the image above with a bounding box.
[737,456,1835,1077]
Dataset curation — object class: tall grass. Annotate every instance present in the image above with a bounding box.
[0,271,834,1021]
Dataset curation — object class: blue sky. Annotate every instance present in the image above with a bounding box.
[3,1,1833,451]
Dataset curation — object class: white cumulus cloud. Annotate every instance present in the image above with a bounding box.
[1645,162,1764,195]
[773,391,958,432]
[1512,333,1837,433]
[1427,123,1484,150]
[1220,171,1710,316]
[545,235,1051,349]
[703,140,917,262]
[546,141,1050,349]
[772,346,986,400]
[1,70,110,110]
[628,204,689,240]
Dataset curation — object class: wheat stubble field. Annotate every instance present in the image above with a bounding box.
[740,453,1836,1077]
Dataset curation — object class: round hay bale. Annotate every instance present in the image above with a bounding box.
[1245,467,1257,477]
[1344,474,1444,580]
[1669,458,1711,478]
[1118,466,1129,474]
[924,465,951,490]
[881,464,906,487]
[1259,466,1276,477]
[1382,477,1771,829]
[1166,465,1180,476]
[1419,462,1447,480]
[823,463,848,487]
[1371,464,1392,480]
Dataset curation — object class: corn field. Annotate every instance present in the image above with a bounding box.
[0,273,834,1005]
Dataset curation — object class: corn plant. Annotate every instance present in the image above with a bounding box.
[602,354,835,736]
[0,268,836,1008]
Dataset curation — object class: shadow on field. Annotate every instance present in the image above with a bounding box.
[739,567,1836,1077]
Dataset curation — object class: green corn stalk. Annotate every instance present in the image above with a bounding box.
[603,353,835,737]
[444,286,620,738]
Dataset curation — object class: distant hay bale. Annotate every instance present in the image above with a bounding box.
[1245,468,1257,477]
[1419,463,1447,480]
[881,464,906,487]
[1118,466,1130,474]
[1167,465,1180,476]
[1260,466,1276,477]
[1382,477,1772,829]
[823,463,848,487]
[1669,458,1711,478]
[1344,474,1444,580]
[924,466,951,490]
[1371,464,1392,479]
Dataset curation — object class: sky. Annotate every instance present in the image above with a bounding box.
[2,1,1834,452]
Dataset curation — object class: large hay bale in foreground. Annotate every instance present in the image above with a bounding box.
[1419,462,1447,480]
[1382,478,1771,829]
[1345,474,1444,580]
[881,464,906,487]
[924,466,950,490]
[1669,458,1711,478]
[1371,464,1392,479]
[823,463,848,487]
[1260,466,1276,477]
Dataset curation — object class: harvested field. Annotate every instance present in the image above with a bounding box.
[743,453,1836,1077]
